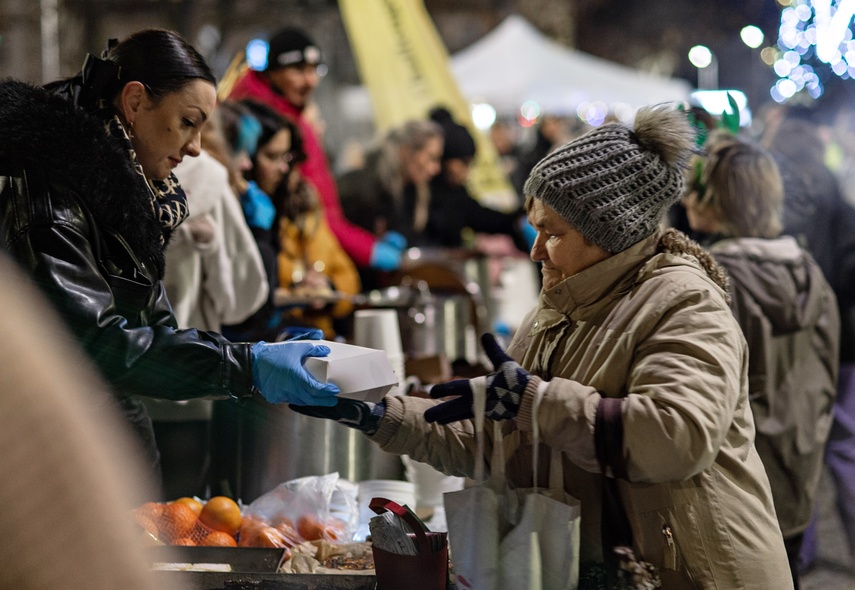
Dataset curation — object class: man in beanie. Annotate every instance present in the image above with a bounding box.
[424,107,533,250]
[290,105,792,587]
[228,27,406,272]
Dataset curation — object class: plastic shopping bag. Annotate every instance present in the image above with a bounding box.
[444,378,581,590]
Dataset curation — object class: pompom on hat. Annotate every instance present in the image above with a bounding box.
[523,105,696,253]
[265,27,322,71]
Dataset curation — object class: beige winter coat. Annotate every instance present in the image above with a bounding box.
[372,233,792,589]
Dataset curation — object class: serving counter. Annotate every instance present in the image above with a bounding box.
[148,546,376,590]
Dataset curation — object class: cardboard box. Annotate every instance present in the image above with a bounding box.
[405,354,452,385]
[273,340,399,403]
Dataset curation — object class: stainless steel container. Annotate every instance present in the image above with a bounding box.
[234,396,403,503]
[404,292,479,363]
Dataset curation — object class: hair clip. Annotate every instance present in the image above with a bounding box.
[77,52,121,108]
[100,38,119,60]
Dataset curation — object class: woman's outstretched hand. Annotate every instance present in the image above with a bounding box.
[424,333,530,425]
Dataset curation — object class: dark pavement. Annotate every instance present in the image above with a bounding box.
[801,468,855,589]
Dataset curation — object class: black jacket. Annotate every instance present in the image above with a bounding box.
[775,151,855,362]
[338,152,526,250]
[0,80,255,465]
[428,173,526,250]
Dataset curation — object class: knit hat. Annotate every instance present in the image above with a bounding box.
[523,105,696,253]
[429,107,476,161]
[265,27,322,71]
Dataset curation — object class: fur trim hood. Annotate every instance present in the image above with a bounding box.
[0,79,165,277]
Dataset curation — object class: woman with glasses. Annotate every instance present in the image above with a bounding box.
[223,99,359,341]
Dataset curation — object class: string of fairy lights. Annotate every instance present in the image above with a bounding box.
[773,0,855,102]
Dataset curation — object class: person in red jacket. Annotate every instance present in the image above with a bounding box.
[228,27,405,272]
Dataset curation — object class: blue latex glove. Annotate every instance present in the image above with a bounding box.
[240,180,277,230]
[369,240,403,271]
[251,337,340,406]
[519,217,538,251]
[380,231,407,251]
[290,398,387,434]
[424,333,531,424]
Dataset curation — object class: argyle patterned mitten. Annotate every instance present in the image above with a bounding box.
[425,333,531,424]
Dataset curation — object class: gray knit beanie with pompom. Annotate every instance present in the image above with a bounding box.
[522,105,696,253]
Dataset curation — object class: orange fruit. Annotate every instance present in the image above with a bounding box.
[174,497,204,517]
[136,501,164,521]
[158,502,199,542]
[273,517,300,546]
[297,515,325,541]
[133,513,159,538]
[324,518,346,541]
[173,537,196,546]
[199,496,242,537]
[202,531,237,547]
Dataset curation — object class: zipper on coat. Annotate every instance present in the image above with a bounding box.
[662,523,676,570]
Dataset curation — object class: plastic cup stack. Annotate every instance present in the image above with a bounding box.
[354,479,416,541]
[353,309,406,393]
[401,455,465,513]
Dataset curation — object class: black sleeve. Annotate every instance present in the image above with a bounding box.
[337,168,384,234]
[7,221,255,402]
[428,182,526,250]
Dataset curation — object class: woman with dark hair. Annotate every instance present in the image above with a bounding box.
[218,99,292,341]
[226,98,359,340]
[0,29,339,482]
[426,107,533,252]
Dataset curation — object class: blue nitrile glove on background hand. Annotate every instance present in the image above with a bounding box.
[370,240,403,271]
[289,398,387,434]
[240,180,277,230]
[424,333,530,424]
[380,231,407,251]
[251,334,340,406]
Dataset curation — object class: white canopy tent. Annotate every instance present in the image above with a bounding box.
[450,15,692,117]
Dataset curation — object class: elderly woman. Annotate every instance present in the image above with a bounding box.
[682,132,839,589]
[297,105,792,588]
[0,29,338,480]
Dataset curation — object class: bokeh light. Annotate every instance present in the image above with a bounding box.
[246,39,268,71]
[471,102,497,130]
[688,45,713,68]
[771,0,855,102]
[760,46,779,65]
[612,103,635,124]
[585,101,608,126]
[740,25,765,48]
[517,100,541,128]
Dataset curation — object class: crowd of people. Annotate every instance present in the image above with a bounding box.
[2,22,855,590]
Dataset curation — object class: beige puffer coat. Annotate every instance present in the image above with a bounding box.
[372,232,792,589]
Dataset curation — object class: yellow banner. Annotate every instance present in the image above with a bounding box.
[338,0,517,209]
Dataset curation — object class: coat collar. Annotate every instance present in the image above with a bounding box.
[539,234,658,319]
[0,79,166,278]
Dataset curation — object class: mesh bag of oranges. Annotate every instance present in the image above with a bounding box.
[133,475,357,549]
[133,496,243,547]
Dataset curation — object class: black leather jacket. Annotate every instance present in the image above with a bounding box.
[0,79,255,466]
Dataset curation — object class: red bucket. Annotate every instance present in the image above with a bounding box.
[369,497,448,590]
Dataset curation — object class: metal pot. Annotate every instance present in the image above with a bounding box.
[227,396,403,503]
[403,292,479,363]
